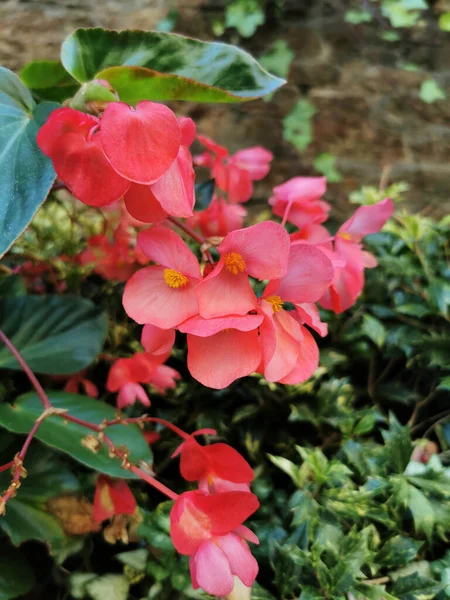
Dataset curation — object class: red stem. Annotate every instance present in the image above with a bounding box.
[167,216,214,265]
[0,462,13,474]
[0,330,51,409]
[104,416,190,440]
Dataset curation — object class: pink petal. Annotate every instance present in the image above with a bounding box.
[195,266,257,319]
[194,541,234,596]
[117,382,150,409]
[151,146,195,218]
[137,225,201,278]
[273,243,334,303]
[37,108,99,156]
[295,303,328,337]
[124,183,168,223]
[234,525,259,545]
[197,134,228,158]
[170,491,213,555]
[190,197,247,238]
[187,329,261,389]
[199,477,251,494]
[179,314,263,336]
[100,101,181,184]
[218,221,290,280]
[272,199,331,229]
[178,117,196,147]
[271,176,326,204]
[363,250,378,268]
[149,364,180,392]
[338,198,394,241]
[227,165,253,204]
[216,533,259,588]
[232,146,273,180]
[51,133,130,207]
[290,224,332,246]
[278,326,319,384]
[123,266,199,328]
[141,324,175,355]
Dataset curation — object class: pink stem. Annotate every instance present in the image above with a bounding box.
[167,216,214,265]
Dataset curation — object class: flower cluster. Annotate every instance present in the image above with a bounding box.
[171,434,259,596]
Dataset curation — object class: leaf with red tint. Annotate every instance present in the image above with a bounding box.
[100,101,181,184]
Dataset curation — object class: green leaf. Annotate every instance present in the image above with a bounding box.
[0,67,58,257]
[194,180,216,210]
[60,28,284,104]
[0,446,80,547]
[313,153,342,183]
[0,276,26,297]
[0,391,152,478]
[381,0,427,28]
[267,454,301,486]
[85,574,130,600]
[362,314,387,348]
[283,99,316,151]
[439,12,450,31]
[376,535,422,568]
[345,9,373,24]
[0,295,108,374]
[251,583,277,599]
[419,80,447,104]
[225,0,265,38]
[0,547,35,600]
[259,40,295,80]
[116,549,148,571]
[20,60,79,102]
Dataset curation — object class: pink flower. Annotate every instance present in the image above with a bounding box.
[106,353,160,409]
[195,136,273,203]
[64,373,98,398]
[258,242,334,383]
[319,199,394,313]
[178,314,263,389]
[124,117,196,222]
[269,176,330,228]
[174,435,254,493]
[123,225,201,328]
[141,324,176,358]
[189,196,247,238]
[149,364,181,394]
[170,490,259,597]
[195,221,290,319]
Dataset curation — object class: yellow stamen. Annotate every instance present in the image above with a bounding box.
[339,232,353,241]
[266,295,283,313]
[163,268,188,288]
[224,252,246,275]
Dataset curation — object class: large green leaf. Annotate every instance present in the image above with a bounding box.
[0,445,80,547]
[0,391,152,478]
[0,67,58,257]
[0,546,35,599]
[20,60,79,102]
[60,28,285,104]
[0,295,108,374]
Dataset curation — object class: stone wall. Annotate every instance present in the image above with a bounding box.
[1,0,449,217]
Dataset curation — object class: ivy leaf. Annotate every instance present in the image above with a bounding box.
[376,536,422,569]
[85,574,130,600]
[419,80,447,104]
[313,153,342,183]
[283,99,316,151]
[0,295,108,374]
[0,547,35,600]
[0,67,58,257]
[362,314,387,348]
[0,392,152,478]
[225,0,265,38]
[60,28,284,104]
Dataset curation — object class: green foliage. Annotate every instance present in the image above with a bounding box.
[0,392,152,478]
[224,0,265,38]
[313,153,342,183]
[0,546,35,599]
[20,60,79,102]
[0,67,58,258]
[439,12,450,31]
[381,0,428,28]
[0,295,108,374]
[420,80,447,104]
[259,40,294,80]
[61,28,284,104]
[283,99,316,151]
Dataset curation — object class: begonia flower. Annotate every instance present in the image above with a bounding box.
[319,199,394,313]
[170,490,259,596]
[178,314,264,389]
[195,221,290,319]
[189,196,247,238]
[106,352,161,409]
[269,176,330,228]
[64,373,98,398]
[141,324,176,358]
[93,475,137,523]
[123,225,201,328]
[174,436,254,493]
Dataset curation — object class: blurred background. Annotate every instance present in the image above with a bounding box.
[1,0,449,219]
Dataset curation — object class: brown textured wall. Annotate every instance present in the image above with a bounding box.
[1,0,449,218]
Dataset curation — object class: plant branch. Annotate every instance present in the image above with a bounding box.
[0,330,51,408]
[167,216,214,264]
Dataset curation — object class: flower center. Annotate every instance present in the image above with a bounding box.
[163,268,188,288]
[224,252,246,275]
[266,295,283,313]
[339,232,352,241]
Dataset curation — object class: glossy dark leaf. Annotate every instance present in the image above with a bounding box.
[0,546,35,599]
[0,295,107,374]
[20,60,79,102]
